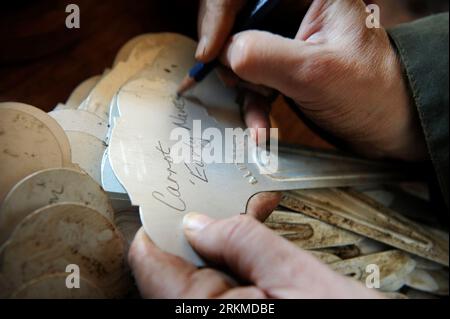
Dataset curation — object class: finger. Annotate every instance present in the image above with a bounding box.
[216,67,276,98]
[220,30,318,98]
[197,0,246,62]
[296,0,326,42]
[243,92,271,144]
[128,228,235,298]
[246,192,281,221]
[241,92,280,222]
[183,214,326,292]
[217,69,274,144]
[218,286,266,299]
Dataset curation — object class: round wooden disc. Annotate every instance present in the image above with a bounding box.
[49,109,108,141]
[65,75,102,109]
[0,102,72,165]
[113,33,163,67]
[114,34,150,66]
[113,33,180,66]
[0,167,114,245]
[116,33,240,127]
[65,131,106,185]
[81,44,162,120]
[53,103,70,111]
[10,273,105,299]
[0,107,66,203]
[0,203,130,298]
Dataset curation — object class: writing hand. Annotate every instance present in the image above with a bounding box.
[197,0,427,160]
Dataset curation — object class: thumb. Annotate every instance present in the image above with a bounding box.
[183,213,326,291]
[220,30,318,98]
[182,213,383,299]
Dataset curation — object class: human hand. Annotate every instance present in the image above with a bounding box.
[128,212,383,299]
[197,0,427,161]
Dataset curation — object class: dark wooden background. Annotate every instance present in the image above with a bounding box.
[0,0,447,148]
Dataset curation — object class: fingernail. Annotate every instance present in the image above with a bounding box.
[183,212,213,232]
[195,37,209,60]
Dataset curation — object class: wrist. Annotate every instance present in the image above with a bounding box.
[364,45,427,161]
[332,37,428,161]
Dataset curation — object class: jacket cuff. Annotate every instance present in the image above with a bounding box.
[388,13,449,207]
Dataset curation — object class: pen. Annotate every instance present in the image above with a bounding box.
[177,0,281,95]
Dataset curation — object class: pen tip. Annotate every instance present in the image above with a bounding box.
[177,76,196,96]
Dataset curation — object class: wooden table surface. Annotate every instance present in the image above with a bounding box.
[1,0,445,149]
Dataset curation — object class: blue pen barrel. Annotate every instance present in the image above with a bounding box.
[238,0,281,31]
[189,61,219,82]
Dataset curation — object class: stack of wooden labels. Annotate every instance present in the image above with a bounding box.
[275,186,448,298]
[0,33,188,299]
[0,103,133,298]
[1,32,448,299]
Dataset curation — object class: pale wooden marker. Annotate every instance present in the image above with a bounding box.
[0,167,114,245]
[113,33,183,67]
[265,210,363,249]
[10,273,105,299]
[49,109,108,141]
[411,255,444,271]
[53,75,102,111]
[317,245,362,260]
[65,75,102,109]
[0,203,130,298]
[53,103,68,111]
[281,188,449,266]
[357,238,389,256]
[80,43,164,120]
[0,104,71,203]
[65,131,106,185]
[0,102,72,164]
[115,37,241,127]
[329,250,416,292]
[405,268,449,296]
[309,251,342,264]
[108,35,244,265]
[84,34,196,121]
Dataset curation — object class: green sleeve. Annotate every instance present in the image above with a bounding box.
[388,13,449,207]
